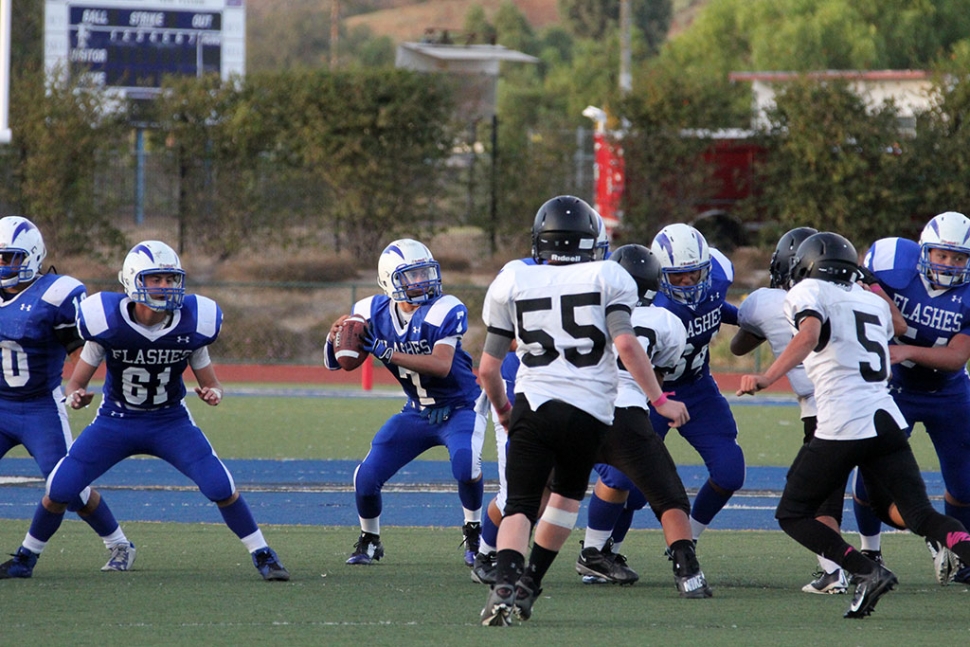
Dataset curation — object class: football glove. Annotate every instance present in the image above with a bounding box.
[422,404,452,425]
[362,329,394,362]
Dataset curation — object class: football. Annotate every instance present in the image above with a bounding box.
[334,315,369,371]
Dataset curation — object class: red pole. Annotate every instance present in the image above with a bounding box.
[361,356,373,391]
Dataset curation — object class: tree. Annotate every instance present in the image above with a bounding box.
[736,78,910,247]
[559,0,672,53]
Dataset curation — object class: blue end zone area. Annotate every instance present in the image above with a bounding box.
[0,458,946,531]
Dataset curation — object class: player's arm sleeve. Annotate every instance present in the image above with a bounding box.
[189,346,212,371]
[720,300,739,326]
[323,338,340,370]
[79,341,106,367]
[606,307,635,338]
[54,322,85,354]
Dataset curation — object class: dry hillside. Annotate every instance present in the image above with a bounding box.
[245,0,708,45]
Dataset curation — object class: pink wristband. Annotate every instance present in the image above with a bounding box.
[870,283,884,294]
[496,400,512,415]
[650,393,668,407]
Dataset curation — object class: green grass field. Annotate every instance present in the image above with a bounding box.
[0,388,959,646]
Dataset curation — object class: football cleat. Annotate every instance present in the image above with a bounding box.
[346,531,384,565]
[860,549,884,566]
[102,541,136,572]
[926,539,959,585]
[953,564,970,584]
[844,564,897,619]
[0,546,39,579]
[670,540,713,598]
[802,568,848,594]
[461,521,481,568]
[512,575,542,621]
[480,583,515,627]
[470,551,497,585]
[575,539,639,585]
[252,547,290,581]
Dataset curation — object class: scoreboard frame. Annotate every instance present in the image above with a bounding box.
[44,0,245,99]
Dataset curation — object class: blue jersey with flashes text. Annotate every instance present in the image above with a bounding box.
[77,292,221,413]
[652,250,739,389]
[866,237,970,394]
[0,274,86,400]
[353,293,480,410]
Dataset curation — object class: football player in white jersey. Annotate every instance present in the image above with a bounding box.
[478,196,689,626]
[738,232,970,619]
[324,239,484,567]
[573,244,711,597]
[0,216,134,577]
[730,226,851,594]
[0,241,289,581]
[856,211,970,585]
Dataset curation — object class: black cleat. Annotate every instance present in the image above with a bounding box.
[844,564,898,619]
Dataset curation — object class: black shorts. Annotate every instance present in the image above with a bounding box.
[503,397,607,522]
[596,407,690,516]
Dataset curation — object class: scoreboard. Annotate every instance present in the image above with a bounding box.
[44,0,245,98]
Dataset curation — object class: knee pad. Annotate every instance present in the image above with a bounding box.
[353,462,382,497]
[64,486,92,513]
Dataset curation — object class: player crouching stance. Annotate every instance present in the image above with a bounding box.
[0,241,289,582]
[738,232,970,618]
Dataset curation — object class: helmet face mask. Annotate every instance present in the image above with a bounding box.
[378,239,442,304]
[918,211,970,289]
[119,241,186,311]
[651,224,712,307]
[0,216,46,288]
[790,232,860,287]
[531,195,600,264]
[594,213,610,260]
[610,244,662,306]
[769,227,818,290]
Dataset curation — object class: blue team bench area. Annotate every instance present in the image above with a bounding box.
[0,458,946,531]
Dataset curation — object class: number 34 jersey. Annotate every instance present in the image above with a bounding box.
[784,278,906,441]
[483,259,639,425]
[77,292,221,414]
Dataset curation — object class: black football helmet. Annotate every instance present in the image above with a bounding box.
[790,232,861,286]
[610,244,662,306]
[769,226,818,289]
[531,195,600,264]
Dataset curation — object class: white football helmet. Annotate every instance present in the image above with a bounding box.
[118,240,186,311]
[919,211,970,288]
[0,216,46,288]
[650,223,712,307]
[377,239,441,304]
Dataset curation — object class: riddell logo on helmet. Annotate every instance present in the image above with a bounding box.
[550,253,583,263]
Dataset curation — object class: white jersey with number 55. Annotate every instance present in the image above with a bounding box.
[784,279,907,441]
[483,260,638,424]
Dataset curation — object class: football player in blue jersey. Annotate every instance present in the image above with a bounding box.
[0,216,135,576]
[0,240,289,581]
[857,211,970,585]
[648,223,744,545]
[324,239,485,567]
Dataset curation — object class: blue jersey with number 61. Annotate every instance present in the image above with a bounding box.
[77,292,221,414]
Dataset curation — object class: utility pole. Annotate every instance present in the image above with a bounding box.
[619,0,631,96]
[330,0,339,71]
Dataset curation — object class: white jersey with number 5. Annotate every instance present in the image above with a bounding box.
[784,279,907,441]
[483,260,638,424]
